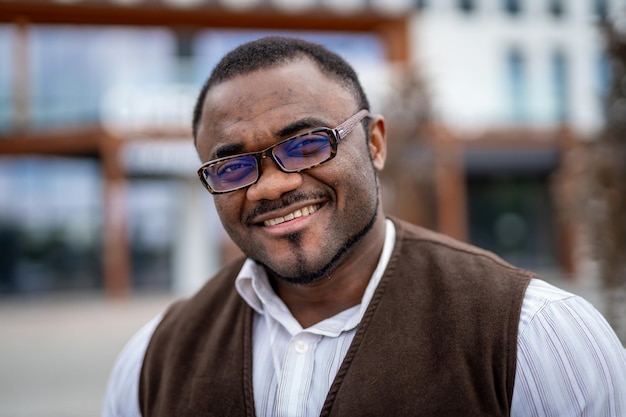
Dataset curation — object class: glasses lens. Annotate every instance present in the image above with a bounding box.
[202,154,258,192]
[273,131,333,171]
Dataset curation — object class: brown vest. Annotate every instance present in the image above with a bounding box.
[140,218,533,417]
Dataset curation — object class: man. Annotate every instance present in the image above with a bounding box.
[103,37,626,417]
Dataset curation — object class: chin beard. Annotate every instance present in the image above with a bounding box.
[262,194,379,286]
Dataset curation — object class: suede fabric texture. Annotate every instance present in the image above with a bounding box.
[140,218,533,417]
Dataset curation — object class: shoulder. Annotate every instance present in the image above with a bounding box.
[513,279,626,416]
[518,278,625,343]
[388,218,535,295]
[391,217,535,278]
[518,278,578,333]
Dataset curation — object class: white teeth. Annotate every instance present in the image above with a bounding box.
[264,204,320,227]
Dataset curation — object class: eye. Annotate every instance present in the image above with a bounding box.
[209,157,257,183]
[281,132,330,158]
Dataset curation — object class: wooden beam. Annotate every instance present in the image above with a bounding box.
[428,123,468,242]
[0,1,410,63]
[460,128,564,148]
[377,18,410,63]
[0,126,102,156]
[99,131,131,298]
[0,1,406,33]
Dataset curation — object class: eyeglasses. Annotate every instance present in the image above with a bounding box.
[197,109,371,194]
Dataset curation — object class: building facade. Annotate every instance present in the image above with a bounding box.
[0,0,620,295]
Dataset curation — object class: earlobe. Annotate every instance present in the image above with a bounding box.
[368,115,387,171]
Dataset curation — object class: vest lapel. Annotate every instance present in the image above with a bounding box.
[242,304,256,417]
[319,217,406,417]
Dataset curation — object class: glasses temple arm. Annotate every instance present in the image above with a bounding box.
[335,109,371,139]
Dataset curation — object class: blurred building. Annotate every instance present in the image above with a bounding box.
[407,0,616,278]
[0,0,618,296]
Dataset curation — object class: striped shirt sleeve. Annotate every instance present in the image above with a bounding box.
[511,279,626,417]
[102,314,162,417]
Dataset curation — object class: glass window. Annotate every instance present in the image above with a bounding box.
[458,0,476,14]
[551,49,569,122]
[414,0,428,10]
[128,179,178,290]
[27,26,176,129]
[467,175,559,271]
[506,47,528,122]
[503,0,522,16]
[597,51,611,118]
[0,157,103,294]
[594,0,609,19]
[0,26,12,133]
[548,0,566,19]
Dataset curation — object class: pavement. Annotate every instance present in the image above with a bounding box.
[0,292,176,417]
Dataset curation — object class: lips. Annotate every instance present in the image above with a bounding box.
[263,204,321,227]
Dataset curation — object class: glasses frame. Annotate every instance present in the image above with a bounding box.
[197,109,371,194]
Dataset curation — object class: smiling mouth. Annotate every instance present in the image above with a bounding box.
[263,204,321,227]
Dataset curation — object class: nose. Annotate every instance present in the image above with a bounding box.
[246,158,303,201]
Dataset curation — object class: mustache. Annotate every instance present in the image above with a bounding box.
[246,190,328,222]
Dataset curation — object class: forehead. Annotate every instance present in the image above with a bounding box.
[195,58,358,160]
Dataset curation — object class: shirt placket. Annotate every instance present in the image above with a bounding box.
[275,331,321,417]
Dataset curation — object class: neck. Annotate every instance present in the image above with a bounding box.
[271,215,387,329]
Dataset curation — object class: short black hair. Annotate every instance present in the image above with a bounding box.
[192,36,370,141]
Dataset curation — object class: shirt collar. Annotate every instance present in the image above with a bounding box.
[235,219,396,333]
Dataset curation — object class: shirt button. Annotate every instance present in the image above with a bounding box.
[294,340,309,354]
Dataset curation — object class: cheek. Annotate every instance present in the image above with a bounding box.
[214,195,244,232]
[341,142,378,182]
[329,151,378,205]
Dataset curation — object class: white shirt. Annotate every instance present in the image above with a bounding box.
[103,220,626,417]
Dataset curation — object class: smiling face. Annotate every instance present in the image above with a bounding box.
[195,58,386,284]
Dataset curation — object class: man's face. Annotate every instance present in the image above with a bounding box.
[195,58,385,284]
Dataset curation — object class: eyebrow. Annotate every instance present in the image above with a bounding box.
[213,142,246,159]
[275,117,329,139]
[211,116,330,160]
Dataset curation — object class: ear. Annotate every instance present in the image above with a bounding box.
[368,115,387,171]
